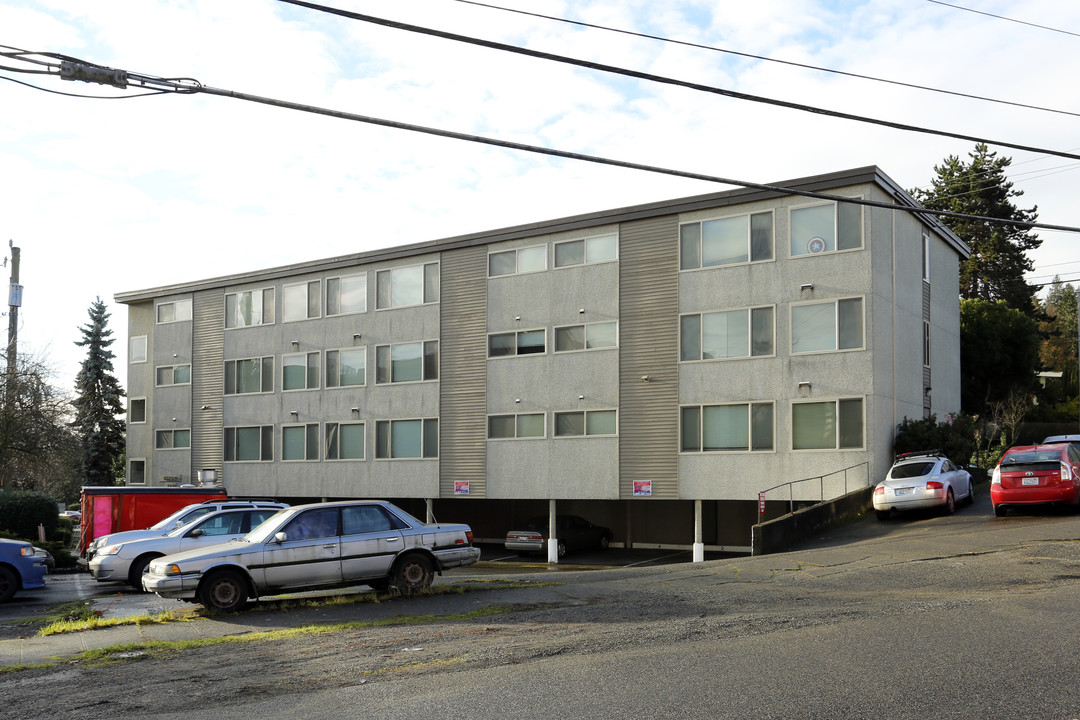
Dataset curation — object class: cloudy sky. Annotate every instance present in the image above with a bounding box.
[2,0,1078,395]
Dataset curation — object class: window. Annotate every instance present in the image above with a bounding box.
[488,330,545,357]
[157,299,192,323]
[327,274,367,315]
[129,459,146,485]
[156,364,191,386]
[681,403,773,452]
[225,357,274,395]
[792,398,864,450]
[282,424,320,461]
[156,429,191,449]
[789,201,862,257]
[680,212,772,269]
[326,348,366,388]
[282,280,321,322]
[791,298,863,353]
[129,398,146,424]
[130,336,147,364]
[488,413,545,439]
[923,321,931,367]
[375,419,439,459]
[326,422,365,460]
[555,410,617,436]
[681,307,774,361]
[554,322,617,352]
[225,288,275,328]
[554,234,618,268]
[922,231,930,283]
[489,246,547,276]
[375,341,438,383]
[224,425,273,461]
[283,352,320,391]
[343,504,407,534]
[376,262,439,308]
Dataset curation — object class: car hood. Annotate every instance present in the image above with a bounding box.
[153,538,255,567]
[97,529,169,547]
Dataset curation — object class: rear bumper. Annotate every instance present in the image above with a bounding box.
[873,487,947,512]
[504,539,545,553]
[434,546,481,570]
[991,483,1077,507]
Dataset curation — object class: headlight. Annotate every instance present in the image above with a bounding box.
[19,546,33,557]
[164,564,182,576]
[99,545,124,556]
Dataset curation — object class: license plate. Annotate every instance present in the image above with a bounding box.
[894,488,914,496]
[1022,478,1040,486]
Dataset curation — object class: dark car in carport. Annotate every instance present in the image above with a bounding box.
[505,515,613,557]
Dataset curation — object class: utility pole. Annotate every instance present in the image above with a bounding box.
[6,241,20,390]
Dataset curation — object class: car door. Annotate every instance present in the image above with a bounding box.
[260,507,342,591]
[339,504,405,582]
[940,459,961,498]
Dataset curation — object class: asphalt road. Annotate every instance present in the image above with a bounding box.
[5,487,1080,719]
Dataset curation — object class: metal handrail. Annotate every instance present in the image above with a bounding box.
[756,462,871,522]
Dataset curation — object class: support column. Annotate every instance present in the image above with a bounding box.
[426,498,434,524]
[547,499,558,564]
[693,499,704,562]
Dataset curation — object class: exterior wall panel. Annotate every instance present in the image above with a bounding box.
[192,289,224,485]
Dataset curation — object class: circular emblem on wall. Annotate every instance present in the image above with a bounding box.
[807,237,827,254]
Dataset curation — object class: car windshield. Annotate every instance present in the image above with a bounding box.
[891,462,935,479]
[243,508,292,543]
[149,505,202,530]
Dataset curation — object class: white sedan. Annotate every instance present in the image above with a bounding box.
[873,451,974,520]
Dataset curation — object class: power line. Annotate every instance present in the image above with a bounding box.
[925,0,1080,38]
[276,0,1080,165]
[449,0,1080,119]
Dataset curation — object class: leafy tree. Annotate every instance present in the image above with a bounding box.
[893,413,975,467]
[960,299,1040,415]
[912,144,1041,315]
[72,298,126,486]
[1034,279,1079,419]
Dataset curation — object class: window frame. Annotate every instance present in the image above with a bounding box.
[129,397,147,424]
[224,356,274,395]
[224,425,274,462]
[130,336,147,364]
[679,210,774,270]
[224,287,276,329]
[488,245,548,277]
[791,398,865,451]
[788,199,863,258]
[553,321,618,353]
[375,341,439,384]
[155,364,192,387]
[128,459,147,485]
[326,273,368,316]
[326,347,367,389]
[552,233,619,269]
[680,402,775,453]
[487,413,546,439]
[325,422,366,461]
[155,428,191,450]
[680,306,775,361]
[156,299,192,324]
[488,329,547,358]
[282,280,322,323]
[554,409,618,437]
[789,297,864,355]
[374,418,439,459]
[922,231,931,283]
[281,423,320,462]
[375,262,440,309]
[282,351,321,392]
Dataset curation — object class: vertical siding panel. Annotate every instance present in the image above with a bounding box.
[439,247,488,496]
[619,215,680,499]
[192,289,224,485]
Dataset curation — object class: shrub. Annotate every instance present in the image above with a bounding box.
[894,413,976,467]
[0,490,61,541]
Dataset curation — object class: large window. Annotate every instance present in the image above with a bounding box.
[156,364,191,386]
[282,424,320,461]
[789,201,862,257]
[681,212,772,269]
[488,413,545,439]
[791,298,863,353]
[155,429,191,449]
[130,336,147,364]
[326,422,365,460]
[225,357,274,395]
[681,403,773,452]
[282,280,321,322]
[156,299,192,324]
[792,398,864,450]
[129,459,146,485]
[554,234,618,268]
[225,288,275,328]
[681,307,774,361]
[488,330,545,357]
[326,348,366,388]
[554,322,617,352]
[327,274,367,315]
[555,410,617,437]
[224,425,273,462]
[375,341,438,383]
[489,246,546,277]
[376,263,439,309]
[283,352,320,391]
[375,419,439,459]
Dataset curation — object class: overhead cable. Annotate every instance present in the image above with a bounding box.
[925,0,1080,38]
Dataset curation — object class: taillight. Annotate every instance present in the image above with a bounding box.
[926,481,944,490]
[466,530,474,544]
[874,486,884,496]
[991,466,1001,485]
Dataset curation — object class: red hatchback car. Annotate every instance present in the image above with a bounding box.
[991,442,1080,517]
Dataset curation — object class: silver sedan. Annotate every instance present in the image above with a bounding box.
[873,450,974,519]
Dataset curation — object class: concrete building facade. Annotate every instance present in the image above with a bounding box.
[116,167,969,551]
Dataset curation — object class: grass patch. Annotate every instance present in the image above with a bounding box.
[38,608,196,637]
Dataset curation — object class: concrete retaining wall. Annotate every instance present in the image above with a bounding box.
[751,486,874,556]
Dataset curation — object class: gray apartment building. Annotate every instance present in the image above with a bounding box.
[116,166,969,552]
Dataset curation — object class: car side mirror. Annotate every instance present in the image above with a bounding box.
[188,528,204,538]
[272,531,287,544]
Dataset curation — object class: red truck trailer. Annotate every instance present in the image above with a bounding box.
[78,486,228,557]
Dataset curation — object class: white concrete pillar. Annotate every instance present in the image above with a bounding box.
[693,499,705,562]
[547,499,559,564]
[426,498,434,524]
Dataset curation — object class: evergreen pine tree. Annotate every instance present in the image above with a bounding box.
[912,144,1041,315]
[72,298,126,486]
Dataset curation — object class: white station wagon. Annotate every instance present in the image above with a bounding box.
[143,500,481,612]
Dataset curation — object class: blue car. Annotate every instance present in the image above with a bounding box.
[0,538,47,602]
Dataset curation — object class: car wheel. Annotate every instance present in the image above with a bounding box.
[0,566,17,603]
[942,489,955,515]
[127,554,160,591]
[875,510,891,521]
[994,504,1007,517]
[556,540,567,558]
[599,535,610,551]
[392,554,433,594]
[198,570,249,613]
